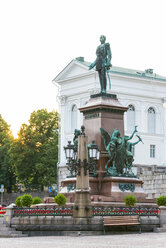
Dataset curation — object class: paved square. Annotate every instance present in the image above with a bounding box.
[0,233,166,248]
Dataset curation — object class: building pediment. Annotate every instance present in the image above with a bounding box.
[53,58,91,83]
[53,57,166,85]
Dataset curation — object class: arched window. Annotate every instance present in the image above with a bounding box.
[127,105,135,132]
[71,105,77,132]
[148,107,155,133]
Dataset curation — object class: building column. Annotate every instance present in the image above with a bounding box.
[58,95,67,191]
[162,100,166,165]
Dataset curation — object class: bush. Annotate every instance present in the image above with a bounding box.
[156,196,166,206]
[124,195,137,207]
[32,197,42,205]
[54,194,66,206]
[21,194,33,207]
[15,196,22,207]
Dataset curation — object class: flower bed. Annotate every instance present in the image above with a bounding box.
[13,207,73,217]
[92,207,159,216]
[0,210,6,215]
[0,205,6,216]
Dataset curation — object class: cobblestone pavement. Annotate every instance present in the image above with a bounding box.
[0,233,166,248]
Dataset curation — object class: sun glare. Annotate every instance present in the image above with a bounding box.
[10,122,21,139]
[12,128,19,139]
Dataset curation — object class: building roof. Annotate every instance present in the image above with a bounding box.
[75,57,166,82]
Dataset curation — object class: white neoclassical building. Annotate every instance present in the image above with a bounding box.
[53,57,166,186]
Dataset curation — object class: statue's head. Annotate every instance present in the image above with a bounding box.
[113,129,121,137]
[74,129,81,137]
[100,35,106,43]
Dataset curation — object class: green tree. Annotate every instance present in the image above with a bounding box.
[21,194,33,207]
[156,196,166,206]
[0,115,15,193]
[32,196,42,205]
[10,109,58,190]
[124,194,137,207]
[54,194,66,206]
[15,196,22,207]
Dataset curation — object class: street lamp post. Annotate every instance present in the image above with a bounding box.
[64,126,100,218]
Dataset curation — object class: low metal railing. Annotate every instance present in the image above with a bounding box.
[92,206,159,217]
[13,206,159,218]
[13,206,73,217]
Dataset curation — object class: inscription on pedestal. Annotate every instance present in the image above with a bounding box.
[85,113,99,119]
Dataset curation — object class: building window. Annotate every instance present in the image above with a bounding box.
[148,107,156,134]
[150,145,155,158]
[71,105,77,132]
[127,105,135,132]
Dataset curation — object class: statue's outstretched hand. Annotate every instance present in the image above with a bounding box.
[134,125,138,133]
[89,61,96,70]
[89,64,94,70]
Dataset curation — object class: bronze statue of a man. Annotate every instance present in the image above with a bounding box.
[89,35,112,94]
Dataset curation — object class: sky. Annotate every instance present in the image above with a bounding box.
[1,0,166,137]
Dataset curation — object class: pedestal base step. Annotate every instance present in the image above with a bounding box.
[20,230,103,236]
[153,227,166,233]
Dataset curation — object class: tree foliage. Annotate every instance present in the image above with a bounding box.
[32,197,42,205]
[15,196,22,207]
[0,115,15,192]
[156,196,166,206]
[54,194,66,206]
[124,194,137,207]
[21,194,33,207]
[10,109,59,190]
